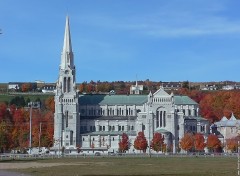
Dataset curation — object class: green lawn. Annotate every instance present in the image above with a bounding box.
[3,156,238,176]
[0,93,53,103]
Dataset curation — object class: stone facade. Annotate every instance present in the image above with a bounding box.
[53,17,210,154]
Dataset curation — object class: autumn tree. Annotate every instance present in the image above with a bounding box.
[134,132,148,153]
[180,133,194,152]
[45,96,55,112]
[226,138,238,153]
[207,134,222,152]
[194,133,206,152]
[118,133,129,153]
[21,83,32,92]
[150,132,165,153]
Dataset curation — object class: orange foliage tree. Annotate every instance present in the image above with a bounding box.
[45,96,55,112]
[134,132,148,153]
[226,137,239,153]
[118,133,129,153]
[21,83,32,92]
[150,132,165,153]
[207,134,222,152]
[180,133,194,152]
[194,133,206,152]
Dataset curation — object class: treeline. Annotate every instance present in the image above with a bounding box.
[0,97,54,153]
[176,88,240,122]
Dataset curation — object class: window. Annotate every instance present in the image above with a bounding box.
[122,126,124,131]
[142,124,145,131]
[131,126,134,131]
[109,126,112,131]
[112,126,115,131]
[99,126,102,131]
[118,126,121,131]
[103,126,105,131]
[82,137,85,141]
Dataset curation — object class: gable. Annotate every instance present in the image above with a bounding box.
[153,87,170,97]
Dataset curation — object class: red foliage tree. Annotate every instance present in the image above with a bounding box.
[180,133,194,152]
[194,133,206,152]
[150,132,165,152]
[134,132,148,153]
[207,134,222,152]
[118,133,129,153]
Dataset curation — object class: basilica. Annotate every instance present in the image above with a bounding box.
[53,16,210,154]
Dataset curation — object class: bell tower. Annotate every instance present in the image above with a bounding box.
[54,16,80,148]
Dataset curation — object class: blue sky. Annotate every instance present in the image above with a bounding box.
[1,0,240,83]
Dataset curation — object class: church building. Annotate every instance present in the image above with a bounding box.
[53,16,210,154]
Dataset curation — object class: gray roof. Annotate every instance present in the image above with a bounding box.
[79,94,197,106]
[79,94,148,105]
[174,96,198,105]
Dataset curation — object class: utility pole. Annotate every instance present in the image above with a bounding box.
[148,118,151,158]
[39,122,42,152]
[238,140,240,176]
[29,102,32,154]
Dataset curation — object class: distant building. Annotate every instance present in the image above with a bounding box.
[8,82,37,92]
[222,84,240,90]
[42,85,56,93]
[160,82,182,90]
[130,81,143,94]
[8,82,22,90]
[222,85,235,90]
[200,84,217,91]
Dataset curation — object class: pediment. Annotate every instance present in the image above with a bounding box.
[153,87,170,97]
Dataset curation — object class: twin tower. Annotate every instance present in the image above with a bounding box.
[54,16,80,148]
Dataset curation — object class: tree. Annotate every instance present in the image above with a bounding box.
[118,133,129,153]
[207,134,222,152]
[194,133,206,152]
[21,83,32,92]
[150,133,165,153]
[226,138,238,153]
[45,97,55,112]
[134,132,148,153]
[180,133,194,152]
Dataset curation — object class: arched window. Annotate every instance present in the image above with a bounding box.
[63,77,66,93]
[67,77,71,92]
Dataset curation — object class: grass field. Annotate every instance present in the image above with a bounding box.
[0,93,53,103]
[2,156,238,176]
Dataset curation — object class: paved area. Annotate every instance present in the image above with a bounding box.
[0,171,30,176]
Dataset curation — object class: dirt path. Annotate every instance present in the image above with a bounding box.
[0,162,64,170]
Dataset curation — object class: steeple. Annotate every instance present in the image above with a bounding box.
[60,16,74,70]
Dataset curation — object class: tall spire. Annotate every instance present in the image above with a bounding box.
[63,16,72,53]
[61,16,74,70]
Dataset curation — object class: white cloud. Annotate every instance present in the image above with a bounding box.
[76,1,240,38]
